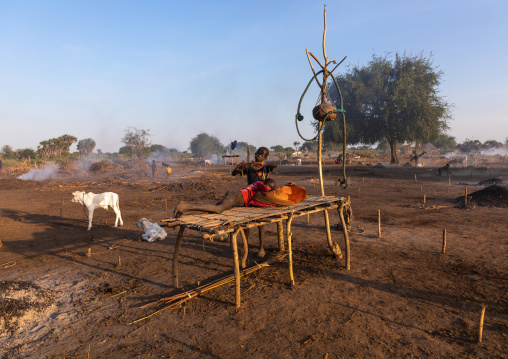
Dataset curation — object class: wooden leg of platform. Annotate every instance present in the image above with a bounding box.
[172,226,186,288]
[286,214,295,286]
[338,203,351,270]
[277,220,285,251]
[323,210,342,259]
[231,228,242,308]
[239,228,248,269]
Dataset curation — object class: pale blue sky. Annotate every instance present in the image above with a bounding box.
[0,0,506,153]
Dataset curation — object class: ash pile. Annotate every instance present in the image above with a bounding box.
[458,178,508,208]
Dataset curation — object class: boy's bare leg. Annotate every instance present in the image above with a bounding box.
[174,191,244,217]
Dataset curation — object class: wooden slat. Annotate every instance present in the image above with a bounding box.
[161,196,346,234]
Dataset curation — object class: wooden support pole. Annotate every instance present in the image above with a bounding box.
[277,220,285,251]
[423,194,426,204]
[306,214,310,224]
[477,306,486,343]
[362,177,364,183]
[338,203,351,270]
[378,210,381,238]
[231,228,242,308]
[239,228,248,269]
[172,226,185,288]
[117,256,121,267]
[442,229,447,254]
[415,174,417,183]
[286,214,295,286]
[420,185,423,194]
[448,175,451,187]
[465,186,468,207]
[323,209,341,258]
[87,247,91,257]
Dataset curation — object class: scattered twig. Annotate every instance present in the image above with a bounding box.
[108,290,127,299]
[0,261,17,269]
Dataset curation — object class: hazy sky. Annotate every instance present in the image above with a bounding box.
[0,0,506,153]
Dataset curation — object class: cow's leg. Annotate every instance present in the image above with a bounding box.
[87,207,94,230]
[257,225,265,258]
[112,206,123,227]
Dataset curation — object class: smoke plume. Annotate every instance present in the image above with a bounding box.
[17,162,60,181]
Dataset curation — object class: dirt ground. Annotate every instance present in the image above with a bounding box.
[0,161,507,358]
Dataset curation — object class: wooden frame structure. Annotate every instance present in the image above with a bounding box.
[162,195,351,308]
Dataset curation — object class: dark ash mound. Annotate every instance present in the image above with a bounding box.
[459,184,508,208]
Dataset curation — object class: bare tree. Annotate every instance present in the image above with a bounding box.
[121,127,151,159]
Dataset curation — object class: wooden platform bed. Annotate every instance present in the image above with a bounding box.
[161,195,351,308]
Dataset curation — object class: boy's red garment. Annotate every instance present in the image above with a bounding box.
[240,181,274,207]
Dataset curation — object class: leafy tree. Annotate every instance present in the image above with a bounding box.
[482,140,503,149]
[37,134,77,159]
[431,133,456,153]
[284,147,294,157]
[326,52,451,164]
[293,141,301,151]
[150,144,169,154]
[77,138,96,156]
[17,148,36,160]
[189,133,224,158]
[1,145,16,159]
[270,145,284,153]
[121,127,151,159]
[456,139,482,153]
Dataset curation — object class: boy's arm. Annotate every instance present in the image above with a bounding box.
[265,161,278,171]
[232,160,246,176]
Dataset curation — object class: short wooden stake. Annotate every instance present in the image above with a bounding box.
[415,174,417,183]
[306,214,310,224]
[420,185,422,194]
[448,175,451,187]
[286,214,295,286]
[117,256,121,267]
[87,248,91,257]
[362,177,364,183]
[377,210,381,238]
[423,194,426,204]
[465,186,468,207]
[442,229,446,253]
[477,306,486,342]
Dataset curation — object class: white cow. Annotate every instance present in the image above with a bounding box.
[136,218,167,242]
[71,191,123,230]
